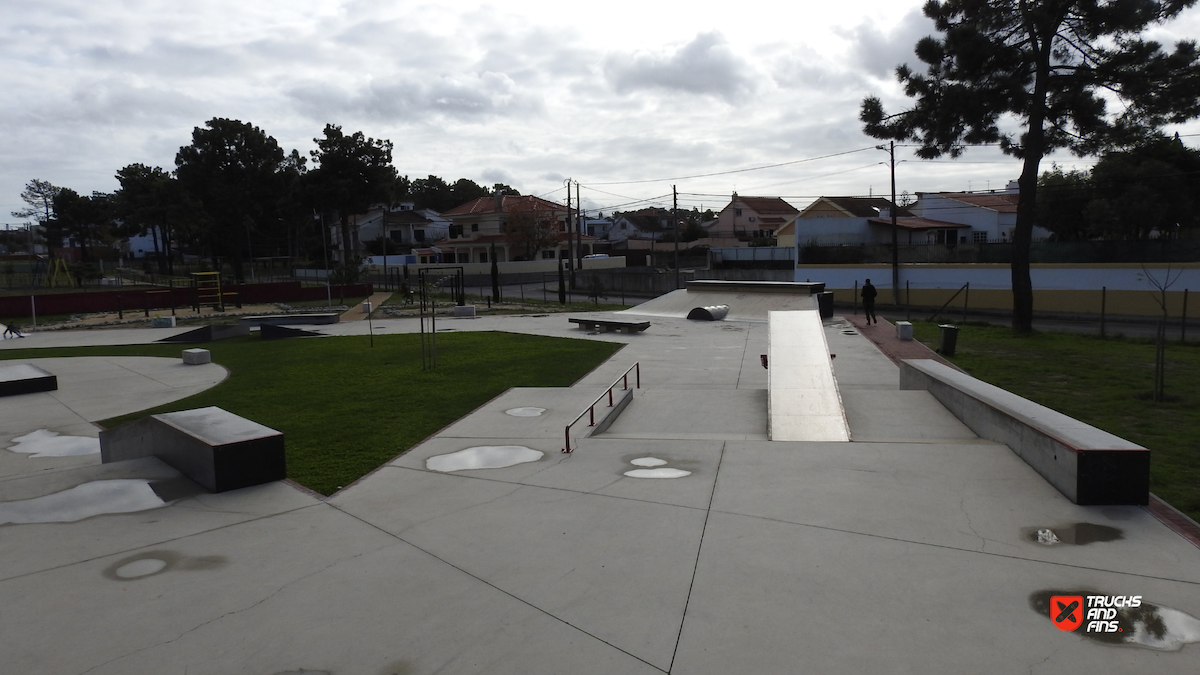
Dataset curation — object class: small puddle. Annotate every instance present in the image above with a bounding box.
[1030,590,1200,651]
[5,429,100,458]
[624,468,691,479]
[630,457,668,467]
[1026,523,1123,546]
[504,407,546,417]
[102,550,229,580]
[116,558,168,578]
[426,446,543,472]
[0,479,166,525]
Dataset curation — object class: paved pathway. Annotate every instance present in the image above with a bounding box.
[339,291,393,322]
[1,308,1198,674]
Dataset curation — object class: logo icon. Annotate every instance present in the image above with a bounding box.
[1051,595,1084,632]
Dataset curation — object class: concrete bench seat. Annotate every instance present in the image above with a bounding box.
[100,406,286,493]
[569,317,651,333]
[900,359,1149,505]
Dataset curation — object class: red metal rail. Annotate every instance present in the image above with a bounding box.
[562,362,640,453]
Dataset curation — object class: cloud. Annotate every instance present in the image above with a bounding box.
[843,8,936,79]
[603,32,757,102]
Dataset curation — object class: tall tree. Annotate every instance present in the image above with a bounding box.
[114,164,197,274]
[52,189,116,263]
[1036,164,1093,240]
[861,0,1200,332]
[1087,135,1200,239]
[176,118,289,282]
[11,179,63,254]
[307,124,396,277]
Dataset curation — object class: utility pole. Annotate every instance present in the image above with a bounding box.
[673,185,680,289]
[564,178,574,289]
[878,142,900,305]
[576,181,583,268]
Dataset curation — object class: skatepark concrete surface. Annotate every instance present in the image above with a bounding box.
[2,295,1199,674]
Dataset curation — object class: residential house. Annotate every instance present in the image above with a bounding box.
[607,209,674,243]
[436,193,594,263]
[330,203,450,262]
[908,182,1050,243]
[709,194,800,245]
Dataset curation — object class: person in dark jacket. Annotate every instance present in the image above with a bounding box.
[861,279,878,325]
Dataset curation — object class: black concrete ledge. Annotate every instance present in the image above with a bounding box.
[0,364,58,398]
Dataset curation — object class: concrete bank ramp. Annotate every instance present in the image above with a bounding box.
[768,310,850,441]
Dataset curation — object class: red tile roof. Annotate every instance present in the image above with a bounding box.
[736,196,799,215]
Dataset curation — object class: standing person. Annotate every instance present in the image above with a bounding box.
[861,279,878,325]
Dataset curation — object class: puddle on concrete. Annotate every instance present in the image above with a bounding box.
[1030,590,1200,651]
[102,550,229,581]
[624,468,692,479]
[0,479,166,525]
[5,429,100,458]
[426,446,543,472]
[630,457,668,467]
[840,329,859,335]
[504,407,546,417]
[1026,523,1123,546]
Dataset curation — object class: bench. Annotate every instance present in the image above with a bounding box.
[100,406,286,493]
[900,359,1149,505]
[569,318,651,334]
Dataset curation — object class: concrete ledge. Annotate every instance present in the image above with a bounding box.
[452,305,476,317]
[767,310,850,442]
[900,359,1149,505]
[569,317,650,333]
[0,363,58,397]
[182,348,211,365]
[100,406,286,493]
[686,280,825,294]
[157,324,250,343]
[586,387,635,437]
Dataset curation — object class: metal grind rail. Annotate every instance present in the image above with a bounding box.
[562,362,640,453]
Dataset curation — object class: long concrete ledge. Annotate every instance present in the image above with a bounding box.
[687,280,825,294]
[237,313,339,326]
[100,406,286,493]
[0,363,57,397]
[900,359,1149,505]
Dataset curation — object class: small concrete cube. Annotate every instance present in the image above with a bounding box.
[895,321,913,340]
[151,316,177,328]
[452,305,476,317]
[182,348,211,365]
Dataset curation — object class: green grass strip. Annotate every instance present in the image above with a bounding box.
[2,332,621,495]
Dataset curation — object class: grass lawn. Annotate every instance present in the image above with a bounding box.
[911,321,1200,522]
[1,332,622,495]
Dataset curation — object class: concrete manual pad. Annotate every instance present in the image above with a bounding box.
[598,388,767,441]
[0,363,57,396]
[767,310,850,441]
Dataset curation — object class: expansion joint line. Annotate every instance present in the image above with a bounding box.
[668,440,726,673]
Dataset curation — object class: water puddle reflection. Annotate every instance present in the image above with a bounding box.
[1031,589,1200,651]
[0,479,166,525]
[630,457,668,467]
[624,468,692,479]
[426,446,543,472]
[1026,523,1123,546]
[116,558,168,578]
[505,407,546,417]
[6,429,100,457]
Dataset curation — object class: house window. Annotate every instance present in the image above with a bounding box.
[620,222,627,230]
[389,231,404,243]
[735,208,742,216]
[449,224,462,239]
[414,229,425,242]
[542,250,556,259]
[471,223,479,232]
[972,231,988,244]
[480,251,488,263]
[749,216,756,222]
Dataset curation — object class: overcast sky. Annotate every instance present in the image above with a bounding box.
[4,0,1199,222]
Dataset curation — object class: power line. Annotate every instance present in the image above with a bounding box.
[586,147,878,185]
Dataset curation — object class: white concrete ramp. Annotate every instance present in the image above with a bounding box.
[767,310,850,441]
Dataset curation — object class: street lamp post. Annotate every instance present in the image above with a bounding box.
[877,142,900,306]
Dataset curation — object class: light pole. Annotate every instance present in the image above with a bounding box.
[877,142,900,306]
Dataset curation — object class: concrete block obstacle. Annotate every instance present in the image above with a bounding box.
[182,348,211,365]
[900,359,1149,505]
[100,406,286,493]
[895,321,914,340]
[452,305,476,317]
[687,305,729,321]
[0,363,58,398]
[569,317,651,333]
[237,313,339,326]
[157,324,250,344]
[766,310,851,442]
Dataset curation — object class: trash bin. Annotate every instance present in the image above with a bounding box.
[895,321,913,340]
[939,324,959,356]
[362,301,372,314]
[815,291,834,319]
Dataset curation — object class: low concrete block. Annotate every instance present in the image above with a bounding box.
[452,305,476,317]
[100,406,286,493]
[900,359,1149,505]
[0,363,58,397]
[182,348,211,365]
[151,316,177,328]
[895,321,913,340]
